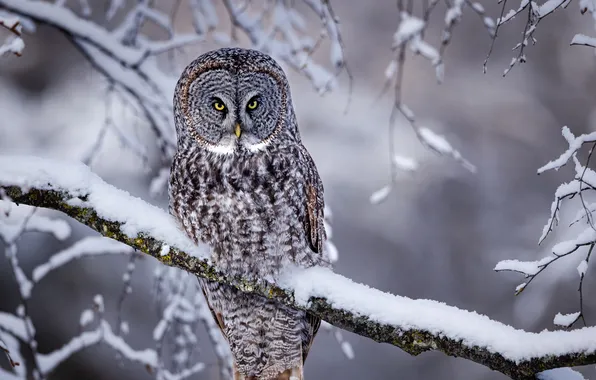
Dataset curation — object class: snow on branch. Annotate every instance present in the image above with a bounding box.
[496,126,596,330]
[571,1,596,48]
[1,156,595,379]
[0,12,25,56]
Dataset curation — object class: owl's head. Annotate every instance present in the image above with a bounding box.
[174,48,298,155]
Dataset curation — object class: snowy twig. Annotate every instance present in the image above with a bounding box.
[0,0,179,168]
[375,1,480,203]
[1,156,596,379]
[0,13,25,56]
[496,126,596,329]
[486,0,569,76]
[2,209,43,378]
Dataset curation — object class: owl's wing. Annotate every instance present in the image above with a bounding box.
[302,150,326,255]
[198,280,228,341]
[299,146,328,362]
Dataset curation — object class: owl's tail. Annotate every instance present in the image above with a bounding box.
[233,365,303,380]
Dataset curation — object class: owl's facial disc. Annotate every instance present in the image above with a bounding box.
[185,69,282,155]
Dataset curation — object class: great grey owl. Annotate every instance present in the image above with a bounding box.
[168,47,331,380]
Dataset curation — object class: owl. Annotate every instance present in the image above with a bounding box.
[168,48,331,380]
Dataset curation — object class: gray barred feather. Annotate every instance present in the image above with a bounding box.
[168,48,330,380]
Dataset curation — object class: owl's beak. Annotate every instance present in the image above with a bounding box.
[234,123,242,138]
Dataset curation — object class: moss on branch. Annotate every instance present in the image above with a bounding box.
[2,184,595,380]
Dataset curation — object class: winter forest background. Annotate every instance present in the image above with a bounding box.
[1,1,596,379]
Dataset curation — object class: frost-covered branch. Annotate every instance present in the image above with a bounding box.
[0,173,207,379]
[373,1,596,205]
[496,126,596,330]
[0,0,347,195]
[1,156,595,380]
[372,1,487,204]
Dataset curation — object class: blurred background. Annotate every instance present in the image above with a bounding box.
[1,1,596,379]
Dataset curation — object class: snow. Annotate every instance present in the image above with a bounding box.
[495,255,554,276]
[37,328,102,373]
[93,294,104,313]
[536,0,567,17]
[1,149,594,371]
[0,13,25,56]
[120,321,129,335]
[420,127,450,154]
[160,244,171,257]
[392,155,419,172]
[445,0,464,26]
[571,33,596,48]
[101,320,158,366]
[105,0,125,20]
[325,241,338,262]
[279,266,596,362]
[0,333,23,380]
[37,320,157,373]
[540,177,596,244]
[3,155,595,365]
[0,36,24,56]
[5,244,33,299]
[384,60,397,79]
[418,127,476,173]
[571,202,596,226]
[579,0,596,13]
[149,167,170,197]
[538,127,596,174]
[0,311,27,341]
[79,309,94,327]
[393,14,425,46]
[0,155,207,259]
[2,0,141,64]
[498,9,518,25]
[32,236,132,282]
[153,296,181,341]
[369,185,391,205]
[0,202,71,242]
[554,312,580,327]
[0,368,19,380]
[22,214,70,240]
[538,368,586,380]
[496,225,595,277]
[577,260,588,277]
[340,341,354,360]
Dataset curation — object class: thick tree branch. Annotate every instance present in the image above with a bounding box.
[1,157,595,380]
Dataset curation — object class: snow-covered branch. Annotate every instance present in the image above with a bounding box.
[1,156,595,379]
[496,126,596,331]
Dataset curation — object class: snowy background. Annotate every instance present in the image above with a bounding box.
[1,1,596,379]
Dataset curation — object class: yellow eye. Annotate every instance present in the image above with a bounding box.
[213,101,226,111]
[247,99,259,110]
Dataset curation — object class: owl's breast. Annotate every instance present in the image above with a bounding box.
[171,154,309,279]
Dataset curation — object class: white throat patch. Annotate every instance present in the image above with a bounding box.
[246,139,271,153]
[205,137,237,155]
